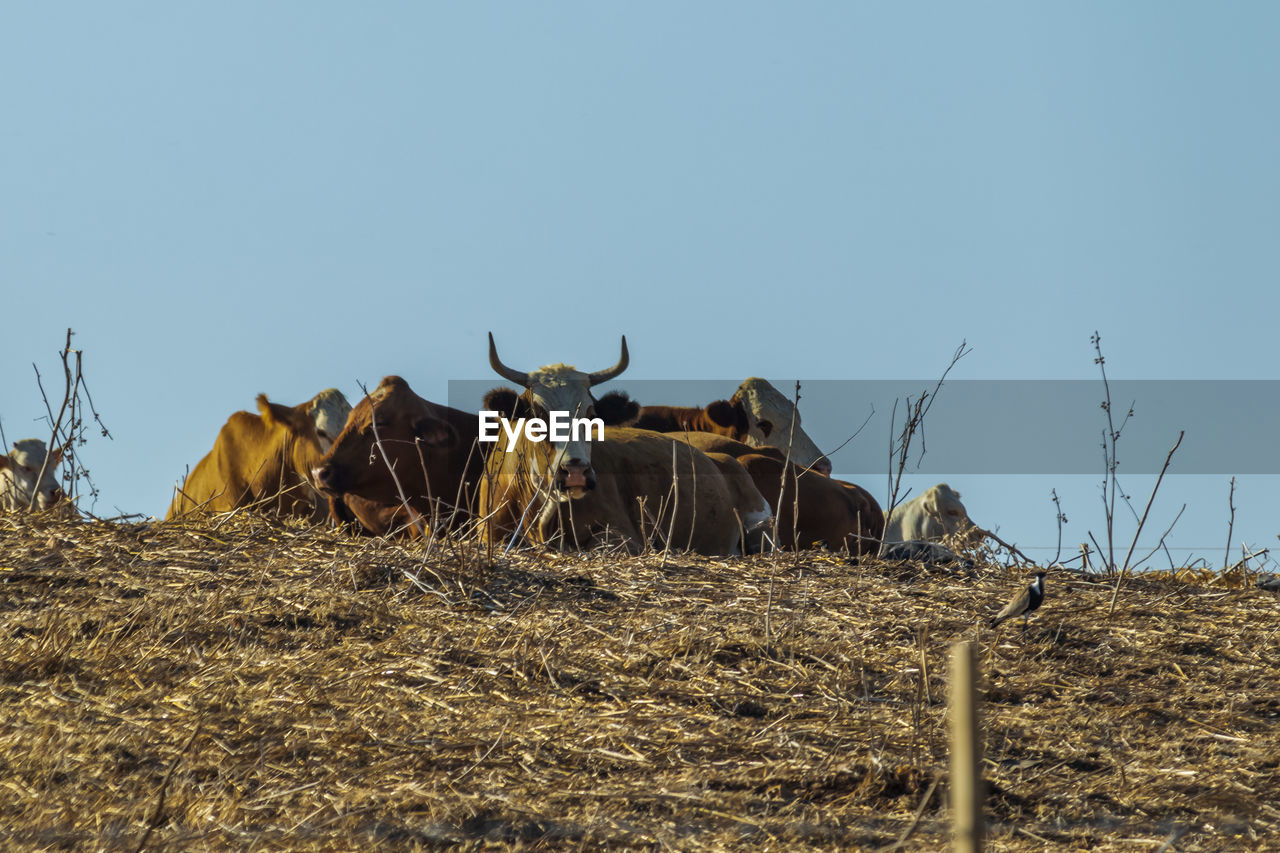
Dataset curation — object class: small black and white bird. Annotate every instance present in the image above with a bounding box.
[990,572,1047,628]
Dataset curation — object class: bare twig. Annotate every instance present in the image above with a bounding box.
[131,720,202,853]
[1109,431,1185,615]
[1051,488,1067,565]
[1126,503,1187,574]
[879,773,939,852]
[1118,430,1184,574]
[28,328,111,511]
[884,341,970,525]
[976,527,1035,567]
[356,381,427,541]
[1092,331,1135,574]
[1224,476,1237,573]
[821,403,875,462]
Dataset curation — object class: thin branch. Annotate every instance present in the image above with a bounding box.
[131,720,202,853]
[1110,431,1185,615]
[884,341,971,525]
[1223,476,1237,573]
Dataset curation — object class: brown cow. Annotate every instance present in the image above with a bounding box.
[671,433,883,555]
[480,334,770,555]
[167,389,351,521]
[310,376,483,537]
[635,378,833,475]
[633,400,750,440]
[701,450,773,554]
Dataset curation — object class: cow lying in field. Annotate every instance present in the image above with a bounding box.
[309,374,640,539]
[311,376,485,537]
[167,389,351,521]
[670,433,883,555]
[479,334,771,555]
[880,483,973,546]
[0,439,64,512]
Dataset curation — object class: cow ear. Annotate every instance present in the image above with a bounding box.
[257,395,312,435]
[412,417,457,448]
[595,391,639,426]
[48,448,63,468]
[755,418,774,438]
[483,387,523,417]
[923,485,941,517]
[704,400,738,428]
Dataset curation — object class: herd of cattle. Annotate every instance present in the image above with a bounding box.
[2,335,981,558]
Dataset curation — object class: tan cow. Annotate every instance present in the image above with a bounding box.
[0,439,64,512]
[881,483,973,545]
[480,334,770,555]
[167,389,351,521]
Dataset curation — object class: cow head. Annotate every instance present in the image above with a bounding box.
[0,438,64,511]
[732,377,832,475]
[593,390,640,427]
[487,332,629,500]
[307,388,352,453]
[311,376,457,498]
[255,394,337,499]
[701,398,752,437]
[921,483,973,536]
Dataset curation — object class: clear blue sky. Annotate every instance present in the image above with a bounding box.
[4,3,1278,568]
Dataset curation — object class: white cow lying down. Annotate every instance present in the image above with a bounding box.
[0,439,64,512]
[881,483,973,546]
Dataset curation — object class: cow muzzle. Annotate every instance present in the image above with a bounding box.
[554,460,596,499]
[811,455,833,477]
[311,464,342,494]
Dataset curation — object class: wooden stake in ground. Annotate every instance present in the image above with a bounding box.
[950,641,983,852]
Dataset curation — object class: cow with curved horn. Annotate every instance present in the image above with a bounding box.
[481,334,771,555]
[487,332,630,497]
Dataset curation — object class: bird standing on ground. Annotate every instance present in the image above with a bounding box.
[990,572,1047,628]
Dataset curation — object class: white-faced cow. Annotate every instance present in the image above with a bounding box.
[0,439,65,512]
[480,334,771,555]
[634,378,832,476]
[881,483,974,546]
[167,388,351,521]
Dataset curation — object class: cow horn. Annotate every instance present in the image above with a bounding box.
[488,332,531,386]
[588,336,629,386]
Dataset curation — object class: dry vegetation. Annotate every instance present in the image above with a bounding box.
[2,512,1278,851]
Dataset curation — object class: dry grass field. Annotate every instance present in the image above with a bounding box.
[2,512,1278,851]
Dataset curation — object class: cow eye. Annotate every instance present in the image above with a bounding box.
[756,419,774,438]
